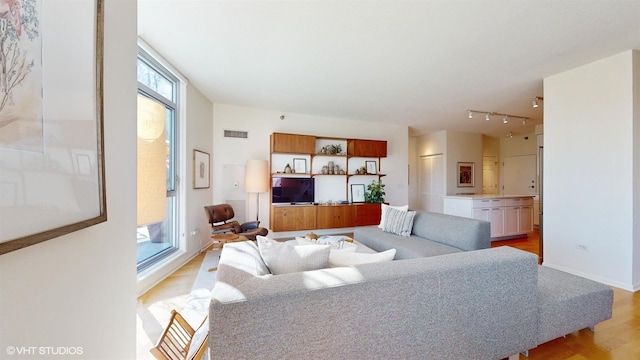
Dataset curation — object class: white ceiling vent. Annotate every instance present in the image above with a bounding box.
[224,130,248,139]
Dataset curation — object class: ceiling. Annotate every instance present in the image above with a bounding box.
[137,1,640,138]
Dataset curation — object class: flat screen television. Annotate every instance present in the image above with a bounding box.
[272,177,315,204]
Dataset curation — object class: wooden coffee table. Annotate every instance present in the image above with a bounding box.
[211,233,248,249]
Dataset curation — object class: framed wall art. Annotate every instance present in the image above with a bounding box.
[0,0,105,255]
[193,150,210,189]
[351,184,365,203]
[365,160,377,174]
[457,162,475,187]
[293,158,307,174]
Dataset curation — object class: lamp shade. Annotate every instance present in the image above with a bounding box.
[137,95,167,226]
[245,159,269,193]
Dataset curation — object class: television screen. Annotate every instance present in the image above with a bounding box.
[272,177,315,204]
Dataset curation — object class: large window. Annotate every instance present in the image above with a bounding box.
[136,48,180,271]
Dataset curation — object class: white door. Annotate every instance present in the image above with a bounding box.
[503,155,537,195]
[419,154,444,213]
[482,156,498,195]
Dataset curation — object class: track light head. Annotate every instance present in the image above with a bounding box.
[503,116,508,124]
[522,119,527,125]
[467,110,473,119]
[532,96,543,108]
[485,113,490,121]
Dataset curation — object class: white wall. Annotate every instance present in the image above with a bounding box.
[445,131,483,195]
[544,50,639,290]
[211,104,409,232]
[0,1,138,358]
[416,130,483,197]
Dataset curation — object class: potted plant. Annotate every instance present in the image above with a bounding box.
[365,180,385,203]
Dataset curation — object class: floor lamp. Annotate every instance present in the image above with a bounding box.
[245,159,269,222]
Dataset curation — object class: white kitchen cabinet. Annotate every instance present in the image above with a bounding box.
[444,195,534,240]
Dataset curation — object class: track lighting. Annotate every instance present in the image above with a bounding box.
[507,132,513,138]
[466,109,528,124]
[532,97,543,108]
[522,119,527,125]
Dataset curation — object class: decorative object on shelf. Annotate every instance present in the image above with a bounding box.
[320,144,343,155]
[366,160,377,175]
[284,163,292,173]
[457,162,475,187]
[365,180,385,203]
[351,184,366,203]
[322,165,328,174]
[304,232,319,239]
[293,158,307,174]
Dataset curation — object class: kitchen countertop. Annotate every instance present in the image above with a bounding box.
[444,194,536,199]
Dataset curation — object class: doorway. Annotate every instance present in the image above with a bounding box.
[482,156,498,195]
[502,154,537,195]
[419,154,444,212]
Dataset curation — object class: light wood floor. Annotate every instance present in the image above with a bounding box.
[137,232,640,359]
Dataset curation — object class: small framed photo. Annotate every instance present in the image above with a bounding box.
[194,149,211,189]
[293,158,307,174]
[351,184,366,203]
[365,160,377,174]
[457,162,474,187]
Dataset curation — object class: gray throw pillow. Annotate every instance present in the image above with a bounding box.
[381,207,416,237]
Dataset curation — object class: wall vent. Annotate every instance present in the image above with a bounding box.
[224,130,248,139]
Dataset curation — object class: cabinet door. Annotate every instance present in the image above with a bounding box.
[473,208,504,237]
[347,139,387,157]
[271,133,315,154]
[317,205,355,229]
[489,208,505,237]
[355,203,382,226]
[504,207,519,235]
[272,206,316,231]
[519,206,533,233]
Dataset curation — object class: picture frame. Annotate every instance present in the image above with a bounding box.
[293,158,307,174]
[351,184,366,203]
[193,149,210,189]
[457,162,475,187]
[0,0,106,255]
[366,160,378,174]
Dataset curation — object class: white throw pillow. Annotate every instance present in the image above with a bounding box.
[329,248,396,267]
[257,236,331,275]
[381,207,416,237]
[378,204,409,229]
[296,237,357,251]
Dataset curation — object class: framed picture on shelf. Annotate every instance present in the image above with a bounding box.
[194,150,210,189]
[366,160,377,174]
[293,158,307,174]
[457,162,475,187]
[351,184,366,203]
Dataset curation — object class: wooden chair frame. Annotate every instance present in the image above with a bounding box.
[150,310,207,360]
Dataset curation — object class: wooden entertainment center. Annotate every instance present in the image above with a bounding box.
[269,132,387,232]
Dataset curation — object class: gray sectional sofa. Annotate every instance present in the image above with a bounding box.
[207,210,613,359]
[354,210,491,259]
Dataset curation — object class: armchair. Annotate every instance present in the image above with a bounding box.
[204,203,268,240]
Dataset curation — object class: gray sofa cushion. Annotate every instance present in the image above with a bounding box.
[537,266,614,344]
[411,210,490,251]
[354,225,462,260]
